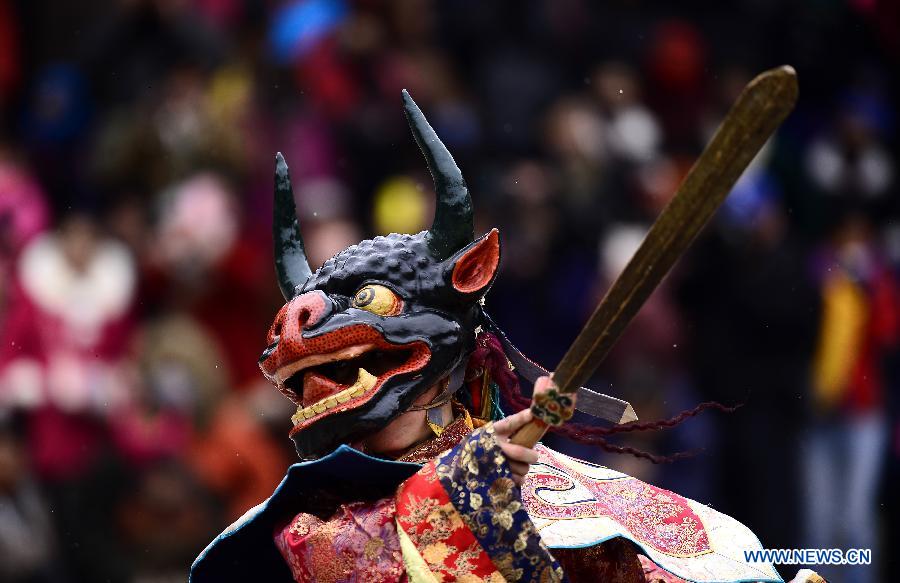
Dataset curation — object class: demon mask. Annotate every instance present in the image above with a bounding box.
[260,91,501,459]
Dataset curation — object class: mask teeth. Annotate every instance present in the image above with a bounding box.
[291,368,378,425]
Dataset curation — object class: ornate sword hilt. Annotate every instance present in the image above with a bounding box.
[510,376,576,447]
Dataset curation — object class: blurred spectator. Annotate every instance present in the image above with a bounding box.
[3,213,135,479]
[189,388,293,522]
[0,0,20,114]
[0,151,50,284]
[116,461,219,582]
[678,198,820,550]
[805,89,894,203]
[592,62,662,165]
[802,214,898,583]
[19,64,94,210]
[643,20,707,149]
[144,172,271,388]
[0,414,59,583]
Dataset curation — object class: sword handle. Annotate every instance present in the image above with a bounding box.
[508,376,573,447]
[509,418,549,447]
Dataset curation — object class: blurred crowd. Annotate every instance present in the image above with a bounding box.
[0,0,898,582]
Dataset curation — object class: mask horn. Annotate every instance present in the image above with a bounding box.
[273,152,312,299]
[402,89,474,259]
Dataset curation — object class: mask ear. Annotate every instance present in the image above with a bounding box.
[448,229,500,295]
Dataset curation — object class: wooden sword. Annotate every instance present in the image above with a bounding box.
[510,65,799,448]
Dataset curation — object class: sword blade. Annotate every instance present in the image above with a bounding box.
[576,386,638,424]
[553,65,798,395]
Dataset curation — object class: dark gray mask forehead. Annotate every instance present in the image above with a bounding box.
[299,232,448,298]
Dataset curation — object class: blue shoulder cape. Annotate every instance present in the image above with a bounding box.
[189,445,420,583]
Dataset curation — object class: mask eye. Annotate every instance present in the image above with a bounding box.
[351,284,403,316]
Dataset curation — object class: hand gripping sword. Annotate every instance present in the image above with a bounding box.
[510,65,799,448]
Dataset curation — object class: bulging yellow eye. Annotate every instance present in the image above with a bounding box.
[351,284,403,316]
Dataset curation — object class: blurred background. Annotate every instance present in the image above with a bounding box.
[0,0,897,581]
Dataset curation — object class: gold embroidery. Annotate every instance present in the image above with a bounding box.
[453,541,492,577]
[397,521,441,583]
[433,423,564,583]
[365,537,385,560]
[276,498,405,583]
[422,542,452,565]
[514,531,529,553]
[288,513,322,537]
[470,492,483,510]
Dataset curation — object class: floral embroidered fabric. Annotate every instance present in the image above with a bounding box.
[397,424,565,583]
[273,497,405,583]
[523,450,710,557]
[525,446,782,582]
[271,422,776,583]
